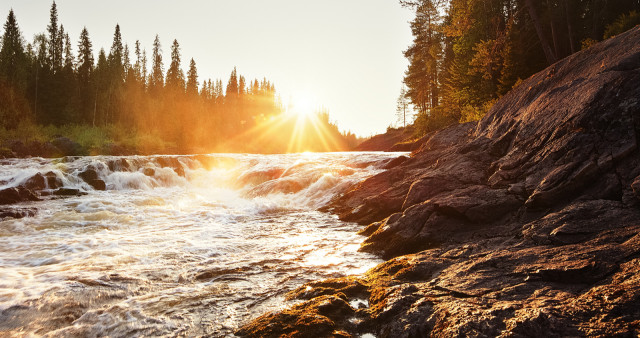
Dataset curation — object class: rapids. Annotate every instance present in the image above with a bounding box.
[0,152,404,337]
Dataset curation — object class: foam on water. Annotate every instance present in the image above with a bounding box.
[0,152,405,336]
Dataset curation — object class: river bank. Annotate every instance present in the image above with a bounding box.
[237,26,640,337]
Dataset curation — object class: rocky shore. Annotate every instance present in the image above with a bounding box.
[237,26,640,337]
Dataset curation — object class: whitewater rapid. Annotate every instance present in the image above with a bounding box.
[0,152,404,337]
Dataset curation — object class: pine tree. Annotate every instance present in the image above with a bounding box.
[165,39,185,90]
[0,9,27,88]
[0,9,29,128]
[63,32,73,69]
[149,35,164,92]
[109,24,124,83]
[226,67,238,98]
[238,75,246,96]
[141,49,148,89]
[123,43,131,79]
[56,24,65,70]
[93,48,108,126]
[134,40,142,81]
[77,27,93,85]
[46,1,62,72]
[186,58,199,95]
[76,27,94,124]
[215,79,223,102]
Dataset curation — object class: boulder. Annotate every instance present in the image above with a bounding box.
[23,172,61,191]
[78,167,106,190]
[0,207,37,219]
[143,168,155,176]
[239,26,640,337]
[0,187,41,205]
[156,156,186,176]
[87,179,106,191]
[107,158,132,172]
[53,188,86,196]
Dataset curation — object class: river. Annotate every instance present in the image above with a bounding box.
[0,152,402,337]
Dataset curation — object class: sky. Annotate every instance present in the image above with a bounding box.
[0,1,414,137]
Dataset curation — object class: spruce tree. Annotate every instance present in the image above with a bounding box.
[134,40,142,81]
[63,32,73,69]
[150,35,164,92]
[165,39,185,91]
[47,1,62,72]
[123,44,130,79]
[56,24,65,70]
[226,67,238,98]
[77,27,94,124]
[238,75,246,96]
[0,9,27,89]
[77,27,93,85]
[109,24,124,83]
[141,49,148,89]
[186,58,199,95]
[93,48,108,126]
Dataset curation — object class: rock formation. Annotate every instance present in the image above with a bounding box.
[237,26,640,337]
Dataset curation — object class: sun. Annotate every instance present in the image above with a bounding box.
[290,94,316,117]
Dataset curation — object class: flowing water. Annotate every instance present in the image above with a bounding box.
[0,152,403,337]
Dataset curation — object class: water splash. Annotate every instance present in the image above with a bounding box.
[0,152,404,336]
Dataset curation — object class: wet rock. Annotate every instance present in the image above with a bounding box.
[78,168,98,182]
[237,168,285,187]
[107,158,132,172]
[23,172,61,191]
[240,27,640,337]
[235,294,355,337]
[88,179,106,191]
[143,168,155,176]
[0,207,37,219]
[78,167,106,190]
[286,276,369,301]
[156,157,186,177]
[382,155,408,169]
[53,188,86,196]
[0,187,41,205]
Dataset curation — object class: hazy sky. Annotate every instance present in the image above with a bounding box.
[0,1,414,136]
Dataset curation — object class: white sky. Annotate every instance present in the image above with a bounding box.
[1,1,414,137]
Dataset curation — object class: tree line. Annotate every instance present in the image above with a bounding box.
[0,2,358,154]
[400,0,640,135]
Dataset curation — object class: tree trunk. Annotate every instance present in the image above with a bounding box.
[564,0,576,54]
[551,18,560,59]
[525,0,557,64]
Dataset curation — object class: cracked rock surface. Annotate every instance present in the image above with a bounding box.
[237,27,640,337]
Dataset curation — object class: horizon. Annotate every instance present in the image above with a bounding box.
[0,0,414,137]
